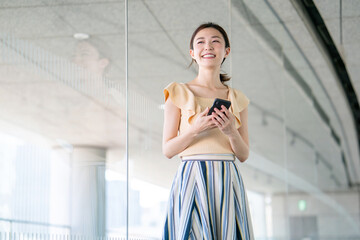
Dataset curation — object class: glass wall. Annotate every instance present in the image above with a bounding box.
[0,0,359,240]
[0,0,127,238]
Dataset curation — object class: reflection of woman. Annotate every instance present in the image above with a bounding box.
[72,39,110,77]
[162,23,253,239]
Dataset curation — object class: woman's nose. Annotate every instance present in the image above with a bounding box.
[205,42,214,50]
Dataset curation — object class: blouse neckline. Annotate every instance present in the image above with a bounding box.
[182,83,230,100]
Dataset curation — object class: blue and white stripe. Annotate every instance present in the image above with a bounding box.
[163,159,254,240]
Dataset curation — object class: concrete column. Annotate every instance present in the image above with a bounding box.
[71,147,106,237]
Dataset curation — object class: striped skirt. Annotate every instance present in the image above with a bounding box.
[162,155,254,240]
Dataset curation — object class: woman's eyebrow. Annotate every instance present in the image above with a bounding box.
[195,36,221,41]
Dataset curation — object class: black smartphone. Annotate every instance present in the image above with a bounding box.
[207,98,231,115]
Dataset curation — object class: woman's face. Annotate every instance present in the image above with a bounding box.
[190,27,230,69]
[72,41,109,76]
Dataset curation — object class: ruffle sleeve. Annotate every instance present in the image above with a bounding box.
[228,88,250,128]
[164,82,200,123]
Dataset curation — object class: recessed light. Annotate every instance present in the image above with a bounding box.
[73,33,90,40]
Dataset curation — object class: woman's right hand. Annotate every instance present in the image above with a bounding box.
[190,107,217,134]
[163,101,215,159]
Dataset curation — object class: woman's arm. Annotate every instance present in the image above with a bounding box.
[227,108,249,162]
[212,106,249,162]
[162,98,215,159]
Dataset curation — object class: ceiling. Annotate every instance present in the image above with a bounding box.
[0,0,359,195]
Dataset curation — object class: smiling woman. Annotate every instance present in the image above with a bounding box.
[189,23,231,83]
[162,22,253,240]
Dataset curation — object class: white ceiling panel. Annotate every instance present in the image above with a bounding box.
[232,50,269,72]
[58,3,125,35]
[343,0,360,18]
[0,7,73,37]
[0,0,46,8]
[242,0,284,25]
[144,0,231,31]
[261,21,314,49]
[346,63,360,99]
[322,18,341,46]
[314,0,340,20]
[230,26,263,53]
[343,43,360,65]
[342,17,360,44]
[267,0,304,23]
[129,56,189,79]
[352,76,360,96]
[128,31,186,62]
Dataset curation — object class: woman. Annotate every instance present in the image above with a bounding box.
[162,23,254,240]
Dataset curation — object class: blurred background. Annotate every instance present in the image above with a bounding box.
[0,0,359,239]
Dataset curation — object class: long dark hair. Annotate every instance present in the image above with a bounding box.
[189,22,231,83]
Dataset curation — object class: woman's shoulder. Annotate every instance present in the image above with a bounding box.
[164,81,189,87]
[163,82,193,107]
[228,86,250,109]
[164,82,188,92]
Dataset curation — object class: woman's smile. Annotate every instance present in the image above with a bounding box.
[201,53,216,59]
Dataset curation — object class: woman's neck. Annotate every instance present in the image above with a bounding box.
[193,67,224,89]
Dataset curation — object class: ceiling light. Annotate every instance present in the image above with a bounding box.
[73,33,90,40]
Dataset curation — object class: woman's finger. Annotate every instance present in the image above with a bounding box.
[221,105,230,116]
[212,118,221,127]
[213,113,225,125]
[214,108,228,121]
[221,106,236,122]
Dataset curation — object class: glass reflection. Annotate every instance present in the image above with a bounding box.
[0,1,126,239]
[0,0,358,239]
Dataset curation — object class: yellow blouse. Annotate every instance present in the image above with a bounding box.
[164,82,250,157]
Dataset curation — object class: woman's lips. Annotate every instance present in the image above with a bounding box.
[202,53,215,58]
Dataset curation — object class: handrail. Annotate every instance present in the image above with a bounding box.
[0,217,71,231]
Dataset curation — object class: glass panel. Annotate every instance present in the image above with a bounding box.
[1,1,359,240]
[281,25,356,240]
[0,1,126,238]
[127,0,237,239]
[231,0,359,240]
[231,1,289,239]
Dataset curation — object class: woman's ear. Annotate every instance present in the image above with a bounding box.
[189,49,195,59]
[225,47,231,58]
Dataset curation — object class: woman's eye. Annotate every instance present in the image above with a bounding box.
[197,41,204,44]
[213,40,220,43]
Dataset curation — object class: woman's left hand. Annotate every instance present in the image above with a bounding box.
[211,105,238,136]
